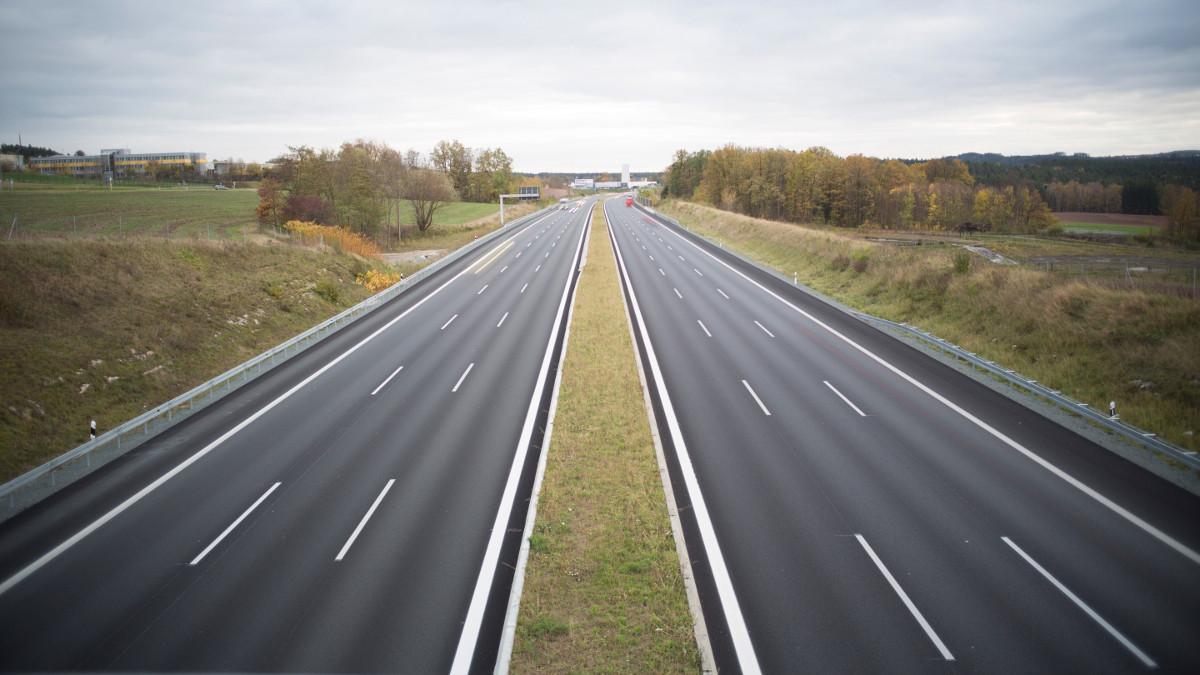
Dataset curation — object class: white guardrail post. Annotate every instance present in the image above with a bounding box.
[0,205,554,524]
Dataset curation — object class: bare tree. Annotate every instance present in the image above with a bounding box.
[402,168,457,231]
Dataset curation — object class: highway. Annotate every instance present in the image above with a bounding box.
[604,197,1200,673]
[0,200,593,673]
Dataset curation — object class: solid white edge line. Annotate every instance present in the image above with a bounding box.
[1002,536,1156,667]
[608,203,718,673]
[605,201,762,674]
[741,379,772,416]
[451,200,592,674]
[0,214,556,598]
[656,211,1200,567]
[494,202,593,674]
[452,362,475,392]
[497,311,510,328]
[855,534,955,661]
[334,478,396,562]
[441,314,458,330]
[370,364,405,396]
[189,481,281,566]
[754,320,775,338]
[823,380,867,417]
[697,319,712,338]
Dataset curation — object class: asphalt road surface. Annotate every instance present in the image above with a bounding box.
[0,200,594,673]
[604,197,1200,674]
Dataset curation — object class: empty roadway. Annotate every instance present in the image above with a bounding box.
[604,197,1200,673]
[0,200,594,673]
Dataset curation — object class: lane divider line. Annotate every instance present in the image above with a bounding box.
[190,482,281,566]
[441,314,458,330]
[335,479,396,562]
[823,380,867,417]
[521,282,529,294]
[742,379,771,416]
[452,362,475,393]
[698,319,712,338]
[370,365,405,396]
[1002,536,1155,668]
[856,534,954,660]
[477,284,489,296]
[654,208,1200,567]
[717,288,730,300]
[497,311,510,328]
[754,320,775,339]
[673,288,682,299]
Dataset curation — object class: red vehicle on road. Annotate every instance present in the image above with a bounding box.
[625,195,634,207]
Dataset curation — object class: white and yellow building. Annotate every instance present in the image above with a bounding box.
[30,148,207,177]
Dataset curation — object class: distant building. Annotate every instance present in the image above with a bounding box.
[30,148,208,177]
[622,164,630,185]
[594,180,622,189]
[571,177,595,189]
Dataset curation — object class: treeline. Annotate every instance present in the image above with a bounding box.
[663,146,1055,233]
[257,140,464,237]
[1,143,59,160]
[429,140,515,203]
[960,151,1200,195]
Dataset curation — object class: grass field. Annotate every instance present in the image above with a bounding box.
[512,203,700,672]
[0,238,388,483]
[397,200,498,227]
[0,179,517,246]
[1055,211,1166,237]
[0,186,260,238]
[658,200,1200,455]
[1061,221,1158,236]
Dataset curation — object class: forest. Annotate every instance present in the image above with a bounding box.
[662,146,1199,241]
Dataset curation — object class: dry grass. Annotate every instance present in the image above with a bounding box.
[0,239,377,482]
[659,200,1200,452]
[511,204,700,672]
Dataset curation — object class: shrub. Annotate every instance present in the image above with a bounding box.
[830,254,850,271]
[851,252,870,274]
[313,278,342,305]
[284,220,380,258]
[282,195,335,224]
[355,269,401,292]
[953,251,971,274]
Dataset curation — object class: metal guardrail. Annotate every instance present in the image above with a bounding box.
[0,206,554,524]
[636,204,1199,472]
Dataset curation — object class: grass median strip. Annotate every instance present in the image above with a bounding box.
[512,203,700,672]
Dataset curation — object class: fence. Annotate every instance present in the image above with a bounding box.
[0,205,553,524]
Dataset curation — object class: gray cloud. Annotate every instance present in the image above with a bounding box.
[1,0,1197,172]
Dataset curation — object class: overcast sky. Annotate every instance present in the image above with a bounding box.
[1,0,1197,172]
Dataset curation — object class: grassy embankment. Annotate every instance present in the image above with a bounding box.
[512,203,699,672]
[657,200,1200,454]
[0,239,384,482]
